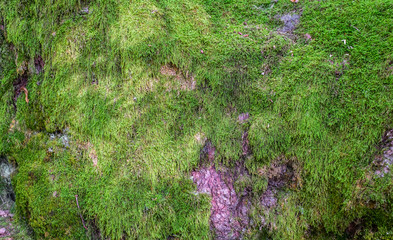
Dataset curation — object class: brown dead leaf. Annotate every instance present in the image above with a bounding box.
[258,167,267,176]
[160,65,177,76]
[160,64,196,91]
[20,87,29,103]
[8,119,16,132]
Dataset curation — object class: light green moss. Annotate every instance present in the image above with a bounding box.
[1,0,393,239]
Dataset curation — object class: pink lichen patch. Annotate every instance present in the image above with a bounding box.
[192,166,246,239]
[193,141,250,239]
[193,141,299,237]
[260,188,277,208]
[0,228,9,237]
[238,113,249,124]
[0,209,13,238]
[304,33,312,41]
[0,210,13,218]
[208,146,215,162]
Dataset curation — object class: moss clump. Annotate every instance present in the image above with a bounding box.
[0,0,393,239]
[10,133,86,239]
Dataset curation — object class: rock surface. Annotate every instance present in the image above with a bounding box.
[192,142,250,239]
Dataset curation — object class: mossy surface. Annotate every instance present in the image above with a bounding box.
[1,0,393,239]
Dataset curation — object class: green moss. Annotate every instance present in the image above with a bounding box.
[0,27,15,155]
[11,133,86,239]
[1,0,393,238]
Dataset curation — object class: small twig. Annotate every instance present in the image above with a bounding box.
[20,86,29,103]
[351,25,360,32]
[75,195,88,230]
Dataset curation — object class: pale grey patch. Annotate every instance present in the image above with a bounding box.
[238,113,250,124]
[60,135,70,148]
[374,130,393,177]
[278,14,300,33]
[0,157,15,208]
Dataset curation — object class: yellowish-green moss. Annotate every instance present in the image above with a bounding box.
[1,0,393,239]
